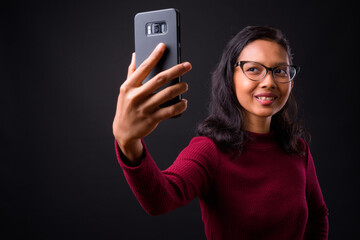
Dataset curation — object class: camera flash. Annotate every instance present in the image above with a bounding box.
[147,25,151,35]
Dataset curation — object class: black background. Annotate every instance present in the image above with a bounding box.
[1,0,359,239]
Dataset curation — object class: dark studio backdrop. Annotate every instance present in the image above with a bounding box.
[1,0,359,239]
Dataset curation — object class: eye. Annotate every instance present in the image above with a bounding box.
[274,67,289,77]
[243,63,263,76]
[247,67,260,72]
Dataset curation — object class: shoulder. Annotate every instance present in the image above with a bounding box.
[189,136,218,150]
[297,137,308,150]
[296,137,310,156]
[296,137,314,169]
[184,136,219,155]
[178,136,221,164]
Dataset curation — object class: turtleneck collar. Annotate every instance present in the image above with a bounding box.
[245,131,277,149]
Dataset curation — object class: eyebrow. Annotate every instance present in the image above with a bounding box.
[273,62,290,66]
[238,60,290,67]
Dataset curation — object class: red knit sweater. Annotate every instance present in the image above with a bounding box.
[115,132,329,239]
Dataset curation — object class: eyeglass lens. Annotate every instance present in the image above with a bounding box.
[242,62,296,82]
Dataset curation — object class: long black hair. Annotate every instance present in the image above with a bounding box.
[197,26,308,155]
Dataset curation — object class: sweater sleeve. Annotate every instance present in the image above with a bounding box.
[115,137,219,216]
[303,144,329,239]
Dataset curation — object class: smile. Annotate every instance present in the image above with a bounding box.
[254,95,277,106]
[255,96,276,101]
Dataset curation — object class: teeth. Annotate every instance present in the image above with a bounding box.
[257,96,275,101]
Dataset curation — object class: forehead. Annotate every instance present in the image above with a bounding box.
[238,39,290,65]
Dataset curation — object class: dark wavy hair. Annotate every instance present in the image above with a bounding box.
[197,26,308,155]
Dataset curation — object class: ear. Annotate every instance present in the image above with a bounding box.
[291,80,294,89]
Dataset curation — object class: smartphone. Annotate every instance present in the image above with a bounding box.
[134,8,181,107]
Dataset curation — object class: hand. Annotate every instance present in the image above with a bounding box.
[113,43,192,162]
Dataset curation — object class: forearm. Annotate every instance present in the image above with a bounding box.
[115,139,191,215]
[114,137,217,216]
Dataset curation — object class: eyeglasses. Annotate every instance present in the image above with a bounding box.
[234,61,300,83]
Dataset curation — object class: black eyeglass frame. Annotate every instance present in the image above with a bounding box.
[234,61,300,83]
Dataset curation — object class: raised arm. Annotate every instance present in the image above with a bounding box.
[115,137,219,216]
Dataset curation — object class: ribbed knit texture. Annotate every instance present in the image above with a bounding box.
[115,132,328,239]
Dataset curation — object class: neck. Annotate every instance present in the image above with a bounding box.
[243,112,272,134]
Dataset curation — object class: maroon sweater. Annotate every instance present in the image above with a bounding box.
[115,132,329,239]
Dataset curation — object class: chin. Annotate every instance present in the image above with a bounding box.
[253,109,280,118]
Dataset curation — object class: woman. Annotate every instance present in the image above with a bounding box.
[113,26,329,239]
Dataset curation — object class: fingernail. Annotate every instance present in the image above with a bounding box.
[183,62,192,70]
[131,52,135,62]
[156,43,164,51]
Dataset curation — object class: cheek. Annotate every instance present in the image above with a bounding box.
[278,85,292,108]
[233,78,255,106]
[282,85,292,100]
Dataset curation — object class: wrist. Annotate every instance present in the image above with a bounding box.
[117,138,143,163]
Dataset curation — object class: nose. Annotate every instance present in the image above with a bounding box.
[259,71,276,89]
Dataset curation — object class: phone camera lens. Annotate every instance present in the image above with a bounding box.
[152,24,160,33]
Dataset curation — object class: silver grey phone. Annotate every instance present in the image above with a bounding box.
[134,8,181,107]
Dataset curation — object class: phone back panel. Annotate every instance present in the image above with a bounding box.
[134,8,180,86]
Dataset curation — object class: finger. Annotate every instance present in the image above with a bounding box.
[153,99,188,121]
[145,82,188,110]
[126,43,166,87]
[127,52,136,79]
[141,62,192,96]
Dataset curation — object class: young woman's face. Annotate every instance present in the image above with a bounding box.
[233,39,293,130]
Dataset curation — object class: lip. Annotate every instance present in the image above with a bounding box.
[254,92,278,105]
